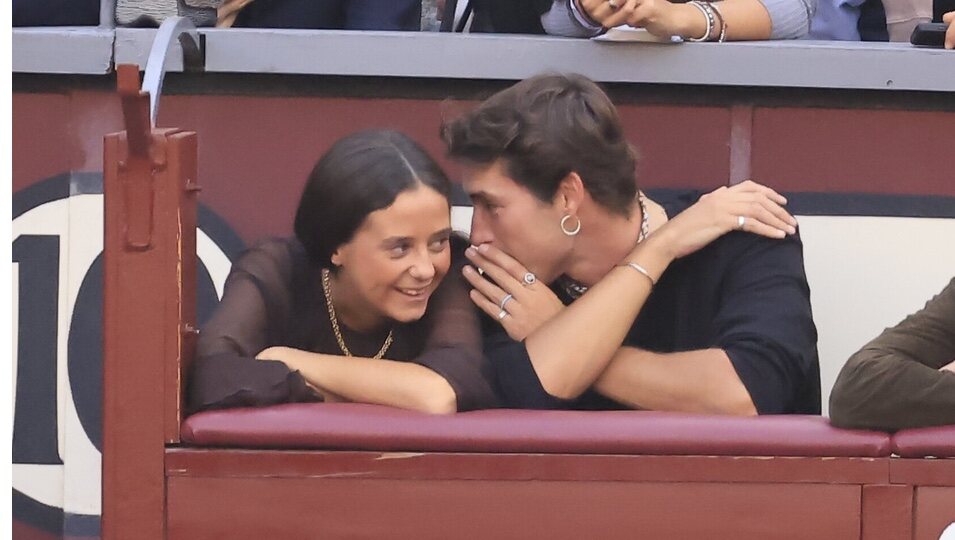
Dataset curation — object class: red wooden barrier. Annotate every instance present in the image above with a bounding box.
[99,64,954,540]
[102,64,198,540]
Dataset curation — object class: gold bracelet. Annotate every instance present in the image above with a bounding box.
[619,261,657,288]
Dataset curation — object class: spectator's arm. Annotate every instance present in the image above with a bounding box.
[595,233,817,415]
[594,347,757,415]
[829,278,955,431]
[561,0,814,40]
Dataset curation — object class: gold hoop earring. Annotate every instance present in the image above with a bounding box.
[560,214,581,236]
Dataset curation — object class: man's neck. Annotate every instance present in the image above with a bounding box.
[564,198,645,287]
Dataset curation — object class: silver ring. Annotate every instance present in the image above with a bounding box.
[497,309,508,320]
[608,0,619,8]
[737,215,746,230]
[499,293,514,311]
[522,272,537,286]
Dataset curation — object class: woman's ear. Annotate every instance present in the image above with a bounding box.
[330,248,343,268]
[556,172,585,214]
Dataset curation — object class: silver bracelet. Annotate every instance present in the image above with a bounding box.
[620,261,657,287]
[687,0,715,42]
[710,1,728,42]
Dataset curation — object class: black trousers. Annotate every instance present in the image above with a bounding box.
[235,0,422,30]
[14,0,100,26]
[469,0,553,33]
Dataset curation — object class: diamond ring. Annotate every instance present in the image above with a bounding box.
[522,272,537,286]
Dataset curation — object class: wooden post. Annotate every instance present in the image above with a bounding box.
[102,64,199,540]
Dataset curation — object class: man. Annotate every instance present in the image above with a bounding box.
[442,73,820,414]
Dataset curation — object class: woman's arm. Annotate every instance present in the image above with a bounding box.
[549,0,814,40]
[261,239,498,413]
[189,240,321,413]
[256,347,458,413]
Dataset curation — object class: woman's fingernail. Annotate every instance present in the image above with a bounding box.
[478,244,489,253]
[462,265,474,274]
[466,247,477,257]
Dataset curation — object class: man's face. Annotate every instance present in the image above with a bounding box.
[460,160,571,284]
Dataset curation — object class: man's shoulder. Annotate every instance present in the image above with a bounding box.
[645,188,702,219]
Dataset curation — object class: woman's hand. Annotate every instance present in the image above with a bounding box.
[579,0,699,38]
[255,346,291,363]
[462,244,565,341]
[645,180,797,261]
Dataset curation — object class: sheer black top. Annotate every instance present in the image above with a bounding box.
[188,236,499,414]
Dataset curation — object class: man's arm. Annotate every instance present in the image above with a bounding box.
[594,348,757,415]
[829,278,955,431]
[594,228,818,415]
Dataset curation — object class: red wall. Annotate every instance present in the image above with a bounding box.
[14,87,955,245]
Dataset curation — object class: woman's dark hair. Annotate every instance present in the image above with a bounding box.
[441,73,638,216]
[294,130,451,268]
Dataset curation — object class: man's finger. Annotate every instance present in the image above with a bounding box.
[475,244,533,284]
[466,247,523,294]
[462,265,509,304]
[469,289,516,326]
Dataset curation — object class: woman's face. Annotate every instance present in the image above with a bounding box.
[331,185,452,328]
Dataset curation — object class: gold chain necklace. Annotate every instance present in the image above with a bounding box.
[320,268,394,359]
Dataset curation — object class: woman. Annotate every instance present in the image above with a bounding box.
[188,130,498,414]
[444,73,819,414]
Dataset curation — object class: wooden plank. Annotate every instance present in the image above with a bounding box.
[163,131,199,444]
[891,459,955,487]
[861,484,913,540]
[168,476,862,540]
[914,487,955,540]
[102,127,197,540]
[102,131,167,540]
[166,448,889,484]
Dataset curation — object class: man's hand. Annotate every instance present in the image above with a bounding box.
[462,243,565,341]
